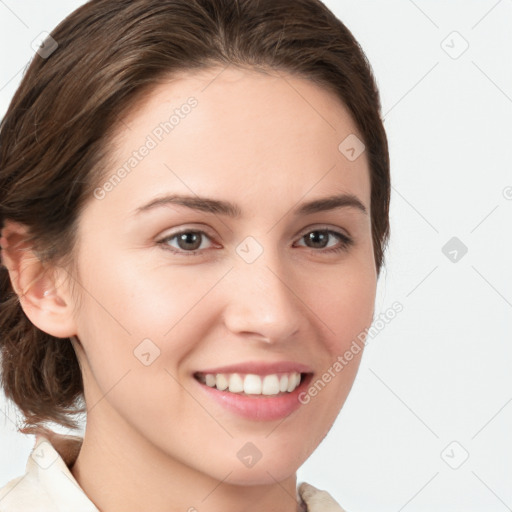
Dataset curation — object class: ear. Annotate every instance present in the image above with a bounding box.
[0,220,77,338]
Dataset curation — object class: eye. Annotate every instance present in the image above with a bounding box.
[295,229,353,254]
[158,230,214,255]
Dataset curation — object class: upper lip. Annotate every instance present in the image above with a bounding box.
[195,361,313,376]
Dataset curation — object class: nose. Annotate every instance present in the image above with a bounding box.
[221,247,303,344]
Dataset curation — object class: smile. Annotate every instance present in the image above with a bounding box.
[193,361,314,421]
[194,371,302,396]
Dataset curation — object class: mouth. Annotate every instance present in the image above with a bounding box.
[194,371,306,396]
[193,367,314,421]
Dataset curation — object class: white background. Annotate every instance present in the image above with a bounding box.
[1,1,511,510]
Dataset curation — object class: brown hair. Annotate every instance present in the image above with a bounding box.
[0,0,390,432]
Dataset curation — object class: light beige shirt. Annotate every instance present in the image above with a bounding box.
[0,433,346,511]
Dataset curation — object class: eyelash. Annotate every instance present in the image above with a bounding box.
[157,228,354,257]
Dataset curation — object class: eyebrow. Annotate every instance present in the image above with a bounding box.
[134,192,368,217]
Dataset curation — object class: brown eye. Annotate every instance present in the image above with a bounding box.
[159,230,213,255]
[297,229,353,253]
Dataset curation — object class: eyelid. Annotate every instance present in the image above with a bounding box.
[156,221,350,238]
[156,224,216,240]
[297,223,352,240]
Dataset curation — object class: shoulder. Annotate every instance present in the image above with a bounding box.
[0,433,97,512]
[298,482,347,512]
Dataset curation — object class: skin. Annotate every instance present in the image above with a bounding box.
[2,66,377,511]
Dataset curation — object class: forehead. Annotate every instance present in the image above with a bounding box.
[100,66,371,218]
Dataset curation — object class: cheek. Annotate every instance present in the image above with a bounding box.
[75,251,218,340]
[72,257,210,434]
[298,261,376,428]
[71,253,231,415]
[313,261,376,356]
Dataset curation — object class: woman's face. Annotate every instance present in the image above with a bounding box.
[68,66,376,484]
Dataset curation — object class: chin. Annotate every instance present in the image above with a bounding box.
[222,463,299,487]
[182,438,310,487]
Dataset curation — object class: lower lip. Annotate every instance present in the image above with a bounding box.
[195,374,313,421]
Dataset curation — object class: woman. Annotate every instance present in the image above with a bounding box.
[0,0,390,510]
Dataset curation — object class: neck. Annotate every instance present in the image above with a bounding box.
[71,411,301,512]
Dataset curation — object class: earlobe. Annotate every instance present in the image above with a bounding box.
[0,220,77,339]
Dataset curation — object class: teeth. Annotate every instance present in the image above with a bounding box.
[262,375,280,395]
[198,372,303,395]
[244,374,262,394]
[216,373,229,391]
[279,374,289,392]
[228,373,244,393]
[287,372,300,392]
